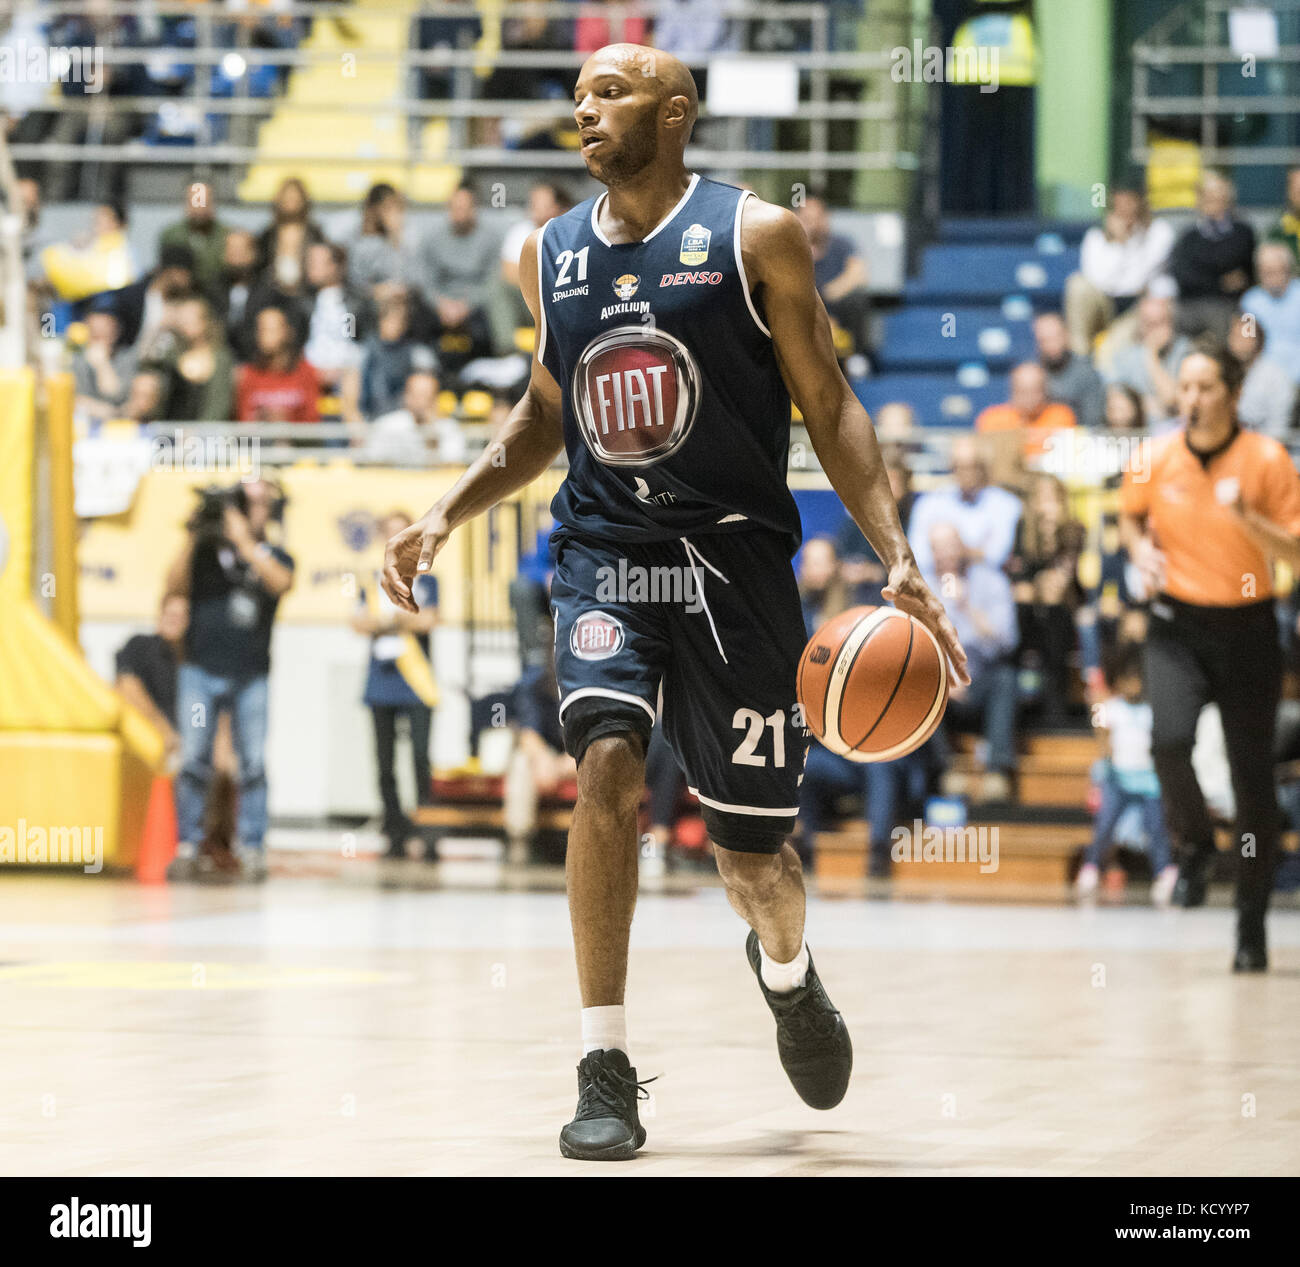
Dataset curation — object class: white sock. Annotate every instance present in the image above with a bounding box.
[759,938,810,993]
[581,1005,628,1058]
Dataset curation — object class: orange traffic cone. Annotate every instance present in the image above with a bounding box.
[136,775,178,884]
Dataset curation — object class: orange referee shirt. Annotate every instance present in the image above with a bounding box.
[1120,428,1300,606]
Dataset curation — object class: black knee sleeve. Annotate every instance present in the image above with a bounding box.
[561,695,652,766]
[702,805,793,856]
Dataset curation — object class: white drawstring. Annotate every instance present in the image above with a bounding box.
[680,536,730,663]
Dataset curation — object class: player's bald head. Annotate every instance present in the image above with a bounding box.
[581,44,698,141]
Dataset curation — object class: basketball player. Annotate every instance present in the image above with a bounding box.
[384,45,969,1160]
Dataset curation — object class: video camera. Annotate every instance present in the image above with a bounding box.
[188,483,250,540]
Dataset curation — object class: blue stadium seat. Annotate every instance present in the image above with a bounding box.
[938,218,1088,247]
[876,304,1037,372]
[852,370,1010,426]
[904,243,1079,304]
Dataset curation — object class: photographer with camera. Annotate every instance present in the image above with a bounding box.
[164,477,295,882]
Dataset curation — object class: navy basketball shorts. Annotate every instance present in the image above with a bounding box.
[550,526,811,854]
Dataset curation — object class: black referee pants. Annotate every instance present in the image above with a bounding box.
[1144,598,1282,924]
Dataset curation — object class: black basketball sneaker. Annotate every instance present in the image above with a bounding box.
[746,930,852,1109]
[558,1048,655,1161]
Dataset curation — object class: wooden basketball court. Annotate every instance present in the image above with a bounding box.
[2,864,1296,1177]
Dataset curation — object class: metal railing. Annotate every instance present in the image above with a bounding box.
[1131,0,1300,172]
[9,0,930,196]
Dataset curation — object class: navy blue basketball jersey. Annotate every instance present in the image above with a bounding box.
[537,174,801,554]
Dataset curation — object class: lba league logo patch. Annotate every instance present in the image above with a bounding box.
[571,611,625,660]
[612,273,640,301]
[679,223,710,266]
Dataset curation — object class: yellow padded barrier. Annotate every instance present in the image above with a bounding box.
[0,367,35,603]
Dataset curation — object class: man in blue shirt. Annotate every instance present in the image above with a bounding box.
[907,435,1022,578]
[795,195,870,352]
[924,521,1020,801]
[1242,243,1300,387]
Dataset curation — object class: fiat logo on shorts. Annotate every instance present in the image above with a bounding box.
[571,611,625,660]
[572,325,701,467]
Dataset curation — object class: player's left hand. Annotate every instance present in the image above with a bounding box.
[883,561,971,687]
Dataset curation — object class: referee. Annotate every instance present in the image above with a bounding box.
[1121,337,1300,971]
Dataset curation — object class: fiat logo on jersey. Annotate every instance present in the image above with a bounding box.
[612,273,640,300]
[571,611,625,660]
[572,325,701,467]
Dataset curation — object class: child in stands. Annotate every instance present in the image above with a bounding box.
[1076,642,1178,905]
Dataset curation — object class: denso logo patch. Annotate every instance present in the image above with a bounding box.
[659,270,723,287]
[570,611,625,660]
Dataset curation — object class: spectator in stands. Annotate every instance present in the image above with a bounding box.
[257,176,325,293]
[479,4,576,146]
[368,371,466,464]
[576,0,649,50]
[351,510,439,861]
[1266,164,1300,268]
[1034,311,1104,429]
[795,195,870,353]
[1169,172,1256,337]
[797,537,846,633]
[159,180,230,296]
[165,477,295,883]
[361,288,441,418]
[122,370,167,424]
[1105,294,1188,427]
[908,434,1022,577]
[103,241,198,356]
[1241,242,1300,385]
[216,229,261,351]
[158,295,236,424]
[115,592,188,763]
[72,298,137,425]
[303,241,368,421]
[975,362,1077,461]
[505,611,579,858]
[653,0,742,100]
[837,455,914,608]
[417,181,500,365]
[41,201,139,304]
[1227,318,1295,438]
[43,5,141,200]
[1103,382,1145,432]
[1075,643,1177,906]
[494,182,572,349]
[235,304,320,423]
[239,246,316,367]
[873,401,918,444]
[351,183,417,290]
[926,521,1020,802]
[1065,188,1173,357]
[1007,474,1085,728]
[414,6,483,100]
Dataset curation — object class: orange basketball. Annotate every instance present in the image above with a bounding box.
[797,605,949,763]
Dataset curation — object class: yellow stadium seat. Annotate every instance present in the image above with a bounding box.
[514,327,536,355]
[436,389,459,417]
[239,2,461,205]
[461,390,493,420]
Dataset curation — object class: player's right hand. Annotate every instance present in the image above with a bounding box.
[382,510,450,612]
